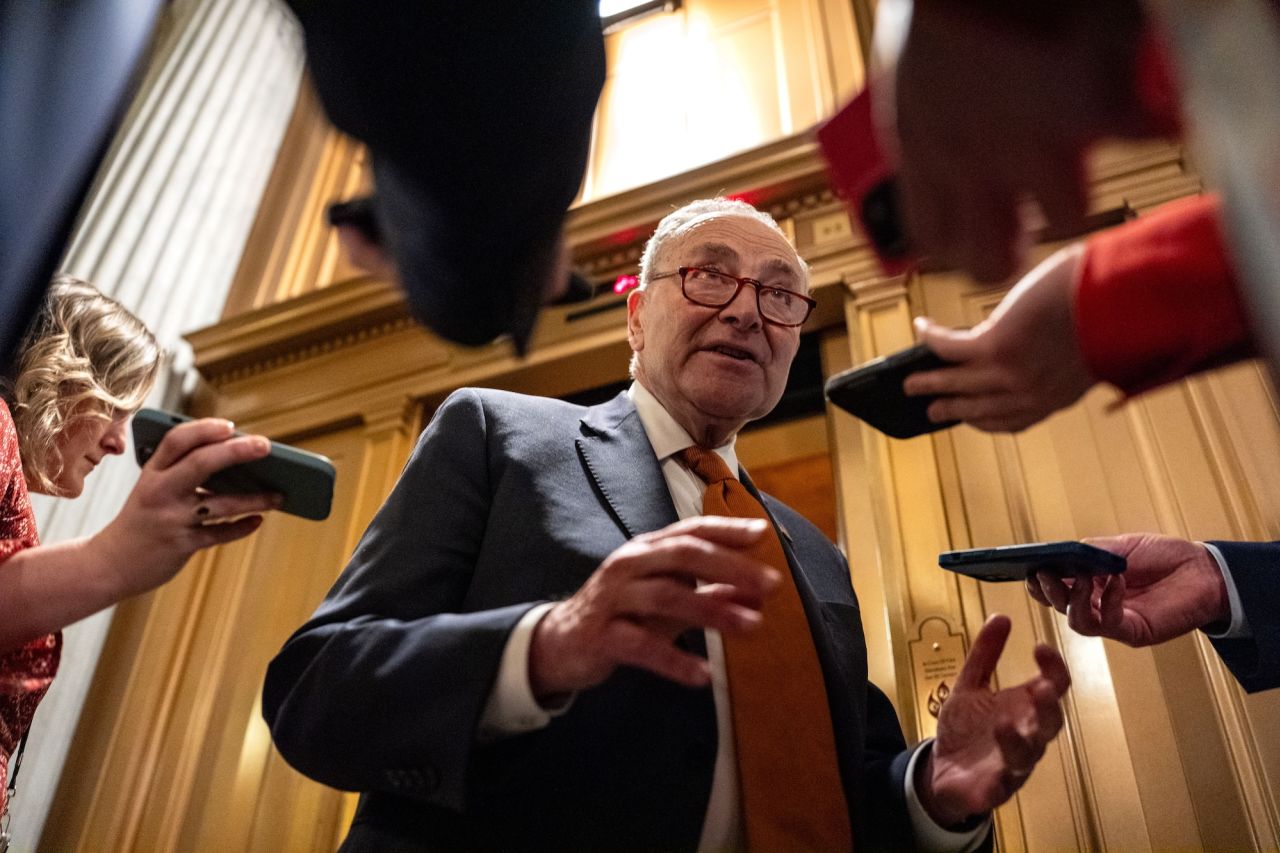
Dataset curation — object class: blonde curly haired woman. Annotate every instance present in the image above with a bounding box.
[0,275,278,825]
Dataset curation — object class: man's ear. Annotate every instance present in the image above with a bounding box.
[626,288,646,353]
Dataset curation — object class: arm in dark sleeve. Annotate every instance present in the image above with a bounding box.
[1075,194,1254,395]
[1205,540,1280,693]
[858,683,918,849]
[261,389,537,808]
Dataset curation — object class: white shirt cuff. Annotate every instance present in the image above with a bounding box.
[1201,542,1252,639]
[904,739,991,853]
[476,602,574,742]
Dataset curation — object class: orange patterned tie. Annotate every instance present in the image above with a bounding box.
[681,446,853,852]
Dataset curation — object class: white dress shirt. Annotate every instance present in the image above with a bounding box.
[1202,542,1253,638]
[478,382,987,851]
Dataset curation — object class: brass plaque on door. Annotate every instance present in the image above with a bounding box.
[908,616,967,738]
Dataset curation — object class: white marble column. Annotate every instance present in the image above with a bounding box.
[9,1,303,847]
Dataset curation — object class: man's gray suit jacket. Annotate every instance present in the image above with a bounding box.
[263,389,931,851]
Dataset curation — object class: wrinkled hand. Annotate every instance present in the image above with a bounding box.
[94,418,279,597]
[1027,534,1230,646]
[919,614,1070,826]
[891,1,1151,281]
[902,244,1096,432]
[529,516,781,701]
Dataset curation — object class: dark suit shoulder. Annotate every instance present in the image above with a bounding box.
[433,389,596,462]
[443,387,581,414]
[433,388,586,432]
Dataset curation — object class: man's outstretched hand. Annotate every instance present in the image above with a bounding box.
[917,614,1071,827]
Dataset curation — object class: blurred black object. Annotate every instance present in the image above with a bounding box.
[0,0,166,371]
[554,271,596,306]
[824,343,959,439]
[327,195,597,307]
[326,196,383,245]
[289,2,606,354]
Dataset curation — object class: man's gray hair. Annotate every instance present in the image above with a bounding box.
[636,197,807,291]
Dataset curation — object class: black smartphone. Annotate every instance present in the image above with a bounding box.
[939,541,1126,583]
[824,343,958,439]
[132,408,336,521]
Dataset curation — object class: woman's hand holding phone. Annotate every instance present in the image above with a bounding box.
[93,418,280,597]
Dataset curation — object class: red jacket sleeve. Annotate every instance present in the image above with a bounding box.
[1075,194,1253,395]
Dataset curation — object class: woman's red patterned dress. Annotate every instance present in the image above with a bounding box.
[0,401,56,818]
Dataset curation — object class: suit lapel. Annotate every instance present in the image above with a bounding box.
[576,392,679,539]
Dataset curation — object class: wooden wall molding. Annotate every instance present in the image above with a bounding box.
[189,277,427,386]
[575,183,849,279]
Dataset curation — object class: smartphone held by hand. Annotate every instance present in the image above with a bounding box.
[825,343,958,439]
[132,409,336,521]
[939,541,1126,583]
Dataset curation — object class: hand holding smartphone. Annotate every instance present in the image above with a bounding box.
[132,409,335,521]
[939,541,1126,583]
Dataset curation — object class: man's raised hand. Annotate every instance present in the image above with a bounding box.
[528,516,781,701]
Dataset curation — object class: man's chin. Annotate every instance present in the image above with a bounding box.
[691,396,768,426]
[696,349,764,374]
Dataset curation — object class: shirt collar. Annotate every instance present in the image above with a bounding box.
[628,381,740,475]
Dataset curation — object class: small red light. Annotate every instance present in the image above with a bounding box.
[726,189,762,206]
[613,274,639,294]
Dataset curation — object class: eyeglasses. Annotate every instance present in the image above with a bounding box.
[648,266,816,327]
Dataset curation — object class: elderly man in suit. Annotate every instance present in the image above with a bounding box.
[263,198,1070,852]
